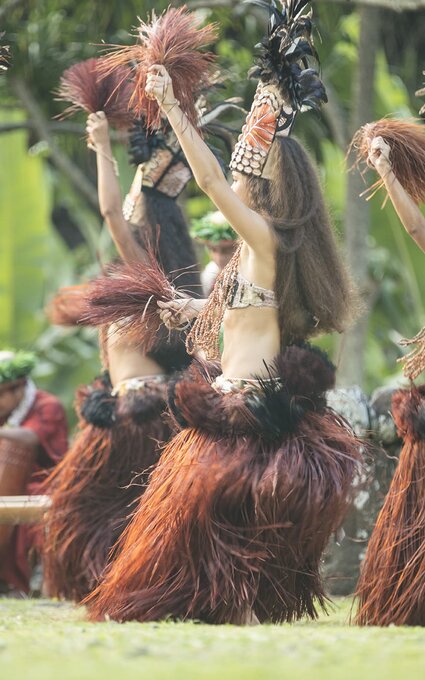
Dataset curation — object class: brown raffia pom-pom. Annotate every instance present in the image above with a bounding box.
[100,6,217,130]
[349,118,425,205]
[46,284,91,327]
[56,57,134,129]
[83,258,177,351]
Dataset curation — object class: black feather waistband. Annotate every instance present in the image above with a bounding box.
[168,343,336,440]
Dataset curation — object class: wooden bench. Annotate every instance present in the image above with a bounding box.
[0,496,51,525]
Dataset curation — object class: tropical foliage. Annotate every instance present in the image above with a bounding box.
[0,0,424,421]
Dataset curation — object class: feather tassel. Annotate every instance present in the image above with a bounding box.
[349,118,425,205]
[56,57,134,129]
[100,6,218,130]
[83,258,178,351]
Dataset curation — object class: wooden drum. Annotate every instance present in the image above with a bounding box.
[0,439,36,562]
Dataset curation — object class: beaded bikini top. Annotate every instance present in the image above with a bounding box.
[227,271,277,310]
[186,243,278,360]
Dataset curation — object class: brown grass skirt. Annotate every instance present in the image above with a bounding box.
[43,377,170,602]
[355,385,425,626]
[86,346,361,624]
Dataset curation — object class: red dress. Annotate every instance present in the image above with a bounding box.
[0,390,68,592]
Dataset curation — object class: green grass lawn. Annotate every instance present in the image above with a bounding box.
[1,597,425,680]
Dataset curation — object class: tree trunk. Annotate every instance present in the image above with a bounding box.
[337,6,380,388]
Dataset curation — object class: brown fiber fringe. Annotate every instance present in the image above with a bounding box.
[355,385,425,626]
[399,326,425,381]
[43,380,170,602]
[86,348,361,624]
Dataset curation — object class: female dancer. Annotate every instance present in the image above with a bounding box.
[367,134,425,252]
[43,111,199,601]
[86,1,361,625]
[352,117,425,626]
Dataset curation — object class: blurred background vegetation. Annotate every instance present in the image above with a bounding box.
[0,0,424,424]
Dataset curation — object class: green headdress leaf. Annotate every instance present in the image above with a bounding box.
[0,350,37,384]
[191,211,238,244]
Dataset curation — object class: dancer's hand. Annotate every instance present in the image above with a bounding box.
[145,65,178,113]
[368,136,392,176]
[86,112,110,149]
[158,298,200,329]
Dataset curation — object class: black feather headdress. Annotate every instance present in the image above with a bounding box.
[123,93,244,213]
[230,0,327,177]
[248,0,325,112]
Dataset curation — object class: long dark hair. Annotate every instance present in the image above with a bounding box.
[245,137,357,346]
[132,190,202,299]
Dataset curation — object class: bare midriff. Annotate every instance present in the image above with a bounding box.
[107,328,164,387]
[221,305,280,379]
[220,241,280,379]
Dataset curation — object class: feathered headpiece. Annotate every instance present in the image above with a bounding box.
[123,96,244,213]
[416,71,425,117]
[0,33,10,74]
[56,57,134,129]
[230,0,327,178]
[349,118,425,205]
[100,6,218,131]
[123,121,192,212]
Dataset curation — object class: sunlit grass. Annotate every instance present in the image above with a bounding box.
[0,597,424,680]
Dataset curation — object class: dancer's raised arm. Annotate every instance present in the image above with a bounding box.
[86,112,147,263]
[369,136,425,253]
[145,65,274,257]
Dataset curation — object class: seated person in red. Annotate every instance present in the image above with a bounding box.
[0,350,68,594]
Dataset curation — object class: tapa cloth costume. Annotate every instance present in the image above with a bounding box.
[86,345,361,623]
[0,385,68,593]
